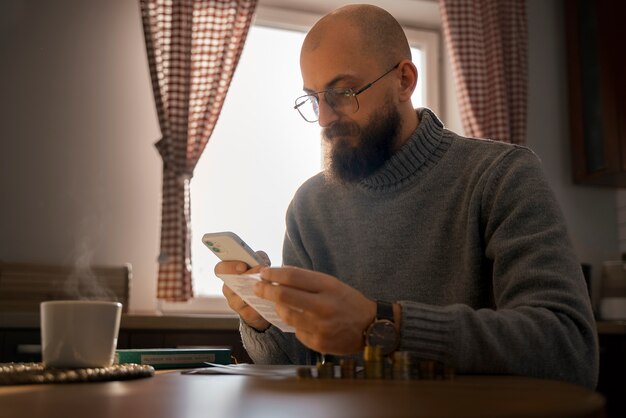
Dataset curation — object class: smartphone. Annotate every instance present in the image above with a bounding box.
[202,231,265,267]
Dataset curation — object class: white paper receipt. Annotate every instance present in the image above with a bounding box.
[217,273,295,333]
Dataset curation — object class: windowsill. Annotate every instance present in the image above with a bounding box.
[157,296,235,315]
[0,300,241,331]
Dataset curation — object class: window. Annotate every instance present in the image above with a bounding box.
[190,24,321,299]
[162,8,440,312]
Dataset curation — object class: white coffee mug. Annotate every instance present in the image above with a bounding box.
[40,300,122,368]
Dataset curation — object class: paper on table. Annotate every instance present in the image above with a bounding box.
[217,273,295,333]
[183,363,349,378]
[183,363,306,377]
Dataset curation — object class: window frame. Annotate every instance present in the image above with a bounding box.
[158,5,442,315]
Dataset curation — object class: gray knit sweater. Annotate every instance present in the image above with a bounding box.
[240,108,598,389]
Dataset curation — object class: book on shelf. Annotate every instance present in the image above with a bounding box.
[115,348,231,369]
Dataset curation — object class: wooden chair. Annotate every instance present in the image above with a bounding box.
[0,262,131,313]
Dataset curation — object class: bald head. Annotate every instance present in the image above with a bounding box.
[303,4,411,68]
[299,4,419,147]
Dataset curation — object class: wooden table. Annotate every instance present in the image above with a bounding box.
[0,370,605,418]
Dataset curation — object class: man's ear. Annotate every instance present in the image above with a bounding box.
[397,60,418,102]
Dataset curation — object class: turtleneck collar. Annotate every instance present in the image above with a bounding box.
[357,108,450,192]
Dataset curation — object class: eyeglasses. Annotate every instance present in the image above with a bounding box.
[293,62,400,123]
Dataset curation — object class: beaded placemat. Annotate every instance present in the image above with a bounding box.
[0,363,155,385]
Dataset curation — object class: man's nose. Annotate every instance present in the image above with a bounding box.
[317,95,340,127]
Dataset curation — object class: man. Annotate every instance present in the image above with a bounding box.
[216,4,598,389]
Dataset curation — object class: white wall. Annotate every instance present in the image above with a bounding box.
[0,0,161,312]
[0,0,619,313]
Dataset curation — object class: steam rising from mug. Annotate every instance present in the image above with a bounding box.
[63,234,117,302]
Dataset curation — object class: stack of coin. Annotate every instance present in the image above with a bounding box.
[340,358,357,379]
[418,360,436,380]
[392,351,411,380]
[298,350,456,382]
[443,365,455,380]
[296,366,313,379]
[363,346,383,379]
[316,360,335,379]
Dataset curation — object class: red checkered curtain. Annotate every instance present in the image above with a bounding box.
[440,0,528,144]
[140,0,257,301]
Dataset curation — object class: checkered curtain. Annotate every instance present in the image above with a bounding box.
[440,0,527,144]
[140,0,257,301]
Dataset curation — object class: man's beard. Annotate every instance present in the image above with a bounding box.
[323,102,402,184]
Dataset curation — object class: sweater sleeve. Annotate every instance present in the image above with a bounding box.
[397,148,599,389]
[239,315,316,365]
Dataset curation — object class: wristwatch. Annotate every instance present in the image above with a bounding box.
[364,300,399,356]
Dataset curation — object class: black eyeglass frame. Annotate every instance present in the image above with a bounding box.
[293,62,401,123]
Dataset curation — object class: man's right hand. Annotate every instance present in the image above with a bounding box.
[215,252,271,332]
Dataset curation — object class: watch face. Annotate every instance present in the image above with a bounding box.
[365,320,398,356]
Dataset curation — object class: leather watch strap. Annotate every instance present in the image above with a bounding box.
[376,300,394,322]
